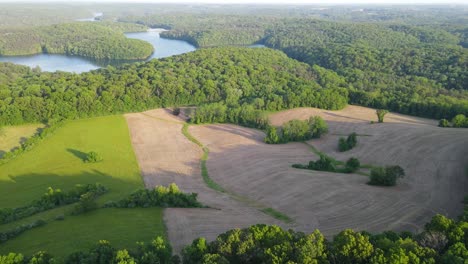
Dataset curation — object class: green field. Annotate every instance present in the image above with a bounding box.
[0,115,165,258]
[0,123,44,156]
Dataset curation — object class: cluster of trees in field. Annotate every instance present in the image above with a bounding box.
[369,166,406,186]
[439,114,468,128]
[122,13,468,121]
[2,210,467,263]
[0,48,348,126]
[0,184,107,224]
[105,183,203,208]
[264,117,328,144]
[0,22,153,60]
[293,156,361,174]
[338,132,357,152]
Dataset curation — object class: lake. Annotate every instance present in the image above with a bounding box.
[0,29,197,73]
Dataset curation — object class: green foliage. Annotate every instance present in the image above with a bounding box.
[106,183,203,208]
[369,166,405,186]
[345,157,361,173]
[441,243,468,264]
[331,229,374,263]
[338,132,358,152]
[71,192,98,215]
[0,184,107,224]
[0,23,153,60]
[265,117,328,144]
[84,151,103,163]
[309,116,329,139]
[264,125,281,144]
[376,109,389,123]
[182,224,328,264]
[307,155,336,172]
[282,119,310,142]
[0,220,47,244]
[0,253,24,264]
[27,251,55,264]
[439,119,451,127]
[125,13,468,120]
[452,114,468,128]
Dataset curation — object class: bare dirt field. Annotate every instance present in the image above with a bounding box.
[125,109,286,253]
[190,105,468,235]
[126,106,467,252]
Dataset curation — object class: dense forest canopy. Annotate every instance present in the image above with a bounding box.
[0,48,349,125]
[0,22,152,60]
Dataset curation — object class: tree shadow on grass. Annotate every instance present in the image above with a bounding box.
[67,148,88,162]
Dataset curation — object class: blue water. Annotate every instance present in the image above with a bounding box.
[0,30,196,73]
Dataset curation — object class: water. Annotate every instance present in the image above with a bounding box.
[0,29,196,73]
[125,30,196,60]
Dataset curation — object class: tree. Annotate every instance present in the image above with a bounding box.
[451,114,467,128]
[0,253,24,264]
[85,151,103,163]
[376,109,389,123]
[345,157,360,173]
[308,116,328,138]
[264,125,281,144]
[331,229,374,263]
[369,166,405,186]
[438,119,451,127]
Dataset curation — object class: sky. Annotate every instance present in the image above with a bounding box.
[0,0,466,4]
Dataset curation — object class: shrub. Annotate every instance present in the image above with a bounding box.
[438,119,451,127]
[308,155,336,172]
[338,132,357,152]
[282,119,310,142]
[376,109,389,123]
[71,192,98,215]
[264,125,281,144]
[345,157,360,173]
[308,116,328,138]
[451,114,468,128]
[369,165,405,186]
[84,151,103,163]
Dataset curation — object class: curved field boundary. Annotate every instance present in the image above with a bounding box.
[182,123,292,223]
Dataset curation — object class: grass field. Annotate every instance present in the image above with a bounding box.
[0,115,165,258]
[0,123,44,156]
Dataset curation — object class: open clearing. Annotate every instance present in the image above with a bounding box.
[0,116,164,258]
[125,109,287,253]
[0,123,44,156]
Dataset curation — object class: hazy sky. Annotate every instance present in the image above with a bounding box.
[0,0,466,4]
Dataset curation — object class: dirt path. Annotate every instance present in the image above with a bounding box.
[125,109,287,253]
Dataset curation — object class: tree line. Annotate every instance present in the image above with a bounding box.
[0,47,348,126]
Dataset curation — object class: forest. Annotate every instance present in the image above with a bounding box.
[0,22,152,60]
[0,48,349,126]
[120,13,468,120]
